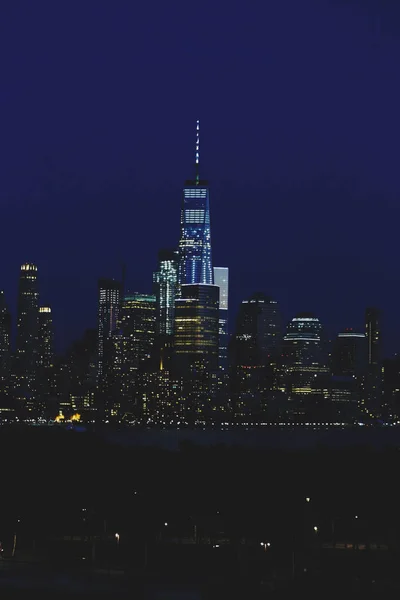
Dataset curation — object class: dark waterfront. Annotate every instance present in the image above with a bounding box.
[103,425,400,451]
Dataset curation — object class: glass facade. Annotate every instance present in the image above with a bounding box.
[97,278,122,384]
[15,263,40,402]
[213,267,229,372]
[153,249,179,336]
[174,284,219,373]
[178,183,213,286]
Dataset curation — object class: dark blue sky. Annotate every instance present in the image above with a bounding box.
[1,0,399,355]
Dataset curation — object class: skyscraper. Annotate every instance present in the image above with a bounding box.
[153,249,179,336]
[97,278,122,385]
[38,307,53,369]
[178,121,213,286]
[234,293,281,365]
[0,290,11,399]
[213,267,229,372]
[15,263,40,403]
[364,307,382,417]
[174,284,219,373]
[115,293,156,408]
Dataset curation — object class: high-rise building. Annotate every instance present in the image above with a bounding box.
[97,278,122,387]
[230,293,280,418]
[153,249,179,336]
[331,330,366,377]
[178,121,213,287]
[0,290,11,400]
[213,267,229,372]
[15,263,40,403]
[364,307,382,418]
[366,307,380,367]
[234,293,281,365]
[37,306,54,409]
[330,330,366,423]
[38,307,53,369]
[282,313,328,399]
[114,293,157,408]
[174,284,219,373]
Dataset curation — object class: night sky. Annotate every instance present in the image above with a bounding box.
[1,0,399,355]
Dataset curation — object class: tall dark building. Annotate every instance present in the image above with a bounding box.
[153,249,179,337]
[365,307,380,367]
[234,293,281,365]
[37,306,54,409]
[97,278,122,386]
[364,307,382,418]
[38,307,53,369]
[330,330,366,423]
[332,330,366,377]
[178,121,213,287]
[15,263,40,404]
[0,290,12,400]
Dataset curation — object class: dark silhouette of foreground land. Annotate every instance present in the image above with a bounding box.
[1,426,400,598]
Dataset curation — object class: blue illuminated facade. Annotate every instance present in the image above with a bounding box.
[178,121,213,286]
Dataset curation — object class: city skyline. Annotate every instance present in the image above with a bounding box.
[1,1,400,355]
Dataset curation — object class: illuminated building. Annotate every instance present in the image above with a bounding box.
[0,290,11,399]
[14,263,40,404]
[213,267,229,373]
[153,248,179,336]
[115,293,156,408]
[174,284,219,416]
[97,278,122,385]
[282,313,329,403]
[178,121,213,287]
[174,284,219,372]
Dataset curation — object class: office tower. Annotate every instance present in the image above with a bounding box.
[174,284,219,417]
[331,330,366,377]
[174,284,219,372]
[282,313,329,421]
[230,293,280,418]
[178,121,213,286]
[97,278,122,385]
[234,293,281,365]
[213,267,229,373]
[37,307,54,410]
[15,263,40,404]
[116,293,156,406]
[0,290,11,399]
[153,249,179,336]
[365,307,380,367]
[330,330,366,423]
[364,307,382,418]
[38,307,53,369]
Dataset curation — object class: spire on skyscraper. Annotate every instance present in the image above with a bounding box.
[195,119,200,185]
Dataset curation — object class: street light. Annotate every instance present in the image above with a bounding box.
[305,497,311,503]
[313,526,318,533]
[164,522,168,527]
[115,533,120,545]
[260,542,271,551]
